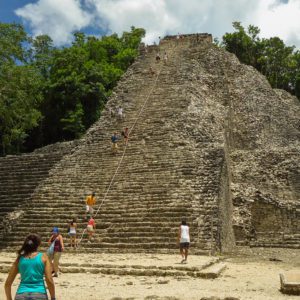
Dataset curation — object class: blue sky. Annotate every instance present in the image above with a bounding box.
[0,0,23,23]
[1,0,299,47]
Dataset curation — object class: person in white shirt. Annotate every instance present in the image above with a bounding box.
[117,106,123,120]
[163,51,168,64]
[177,220,190,263]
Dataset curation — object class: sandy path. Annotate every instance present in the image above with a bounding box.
[1,248,299,300]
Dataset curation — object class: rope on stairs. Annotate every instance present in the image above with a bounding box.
[77,50,168,246]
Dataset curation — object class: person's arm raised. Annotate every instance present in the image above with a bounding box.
[4,259,19,300]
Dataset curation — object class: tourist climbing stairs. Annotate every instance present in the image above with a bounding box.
[0,37,226,254]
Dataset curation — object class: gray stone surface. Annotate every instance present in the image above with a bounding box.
[0,34,299,252]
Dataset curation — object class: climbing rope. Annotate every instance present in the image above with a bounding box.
[77,49,169,246]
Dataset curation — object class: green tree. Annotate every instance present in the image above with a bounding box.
[0,64,43,154]
[0,23,146,154]
[222,22,260,66]
[0,22,28,63]
[31,34,54,79]
[221,22,300,100]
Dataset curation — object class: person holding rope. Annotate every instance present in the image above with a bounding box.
[87,215,96,243]
[85,192,96,219]
[121,127,129,145]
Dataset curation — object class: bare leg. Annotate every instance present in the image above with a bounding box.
[184,248,188,261]
[180,248,184,262]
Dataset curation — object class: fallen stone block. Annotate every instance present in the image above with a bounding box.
[197,263,227,279]
[280,272,300,295]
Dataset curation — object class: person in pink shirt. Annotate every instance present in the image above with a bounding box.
[87,216,96,243]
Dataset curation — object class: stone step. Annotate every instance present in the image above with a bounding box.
[0,41,227,252]
[9,217,192,226]
[0,240,180,249]
[16,215,194,224]
[250,242,300,248]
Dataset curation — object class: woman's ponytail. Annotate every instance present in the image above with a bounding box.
[17,234,41,258]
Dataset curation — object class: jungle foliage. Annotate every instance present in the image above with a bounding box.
[0,23,145,155]
[1,21,299,156]
[221,22,300,99]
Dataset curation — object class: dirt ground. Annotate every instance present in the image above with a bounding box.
[1,247,299,300]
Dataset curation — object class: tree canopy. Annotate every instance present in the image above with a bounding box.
[221,22,300,99]
[0,23,145,155]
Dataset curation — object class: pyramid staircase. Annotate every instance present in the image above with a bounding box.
[0,35,232,253]
[0,144,74,239]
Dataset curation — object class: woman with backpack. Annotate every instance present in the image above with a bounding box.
[48,227,64,277]
[4,233,56,300]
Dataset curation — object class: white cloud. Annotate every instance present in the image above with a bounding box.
[87,0,260,44]
[15,0,300,47]
[255,0,300,47]
[15,0,92,45]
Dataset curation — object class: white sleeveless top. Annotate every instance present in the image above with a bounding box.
[180,225,190,243]
[69,225,76,234]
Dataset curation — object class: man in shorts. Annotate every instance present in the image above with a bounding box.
[177,220,190,263]
[85,192,96,219]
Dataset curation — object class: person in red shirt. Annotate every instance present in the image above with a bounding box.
[87,216,96,243]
